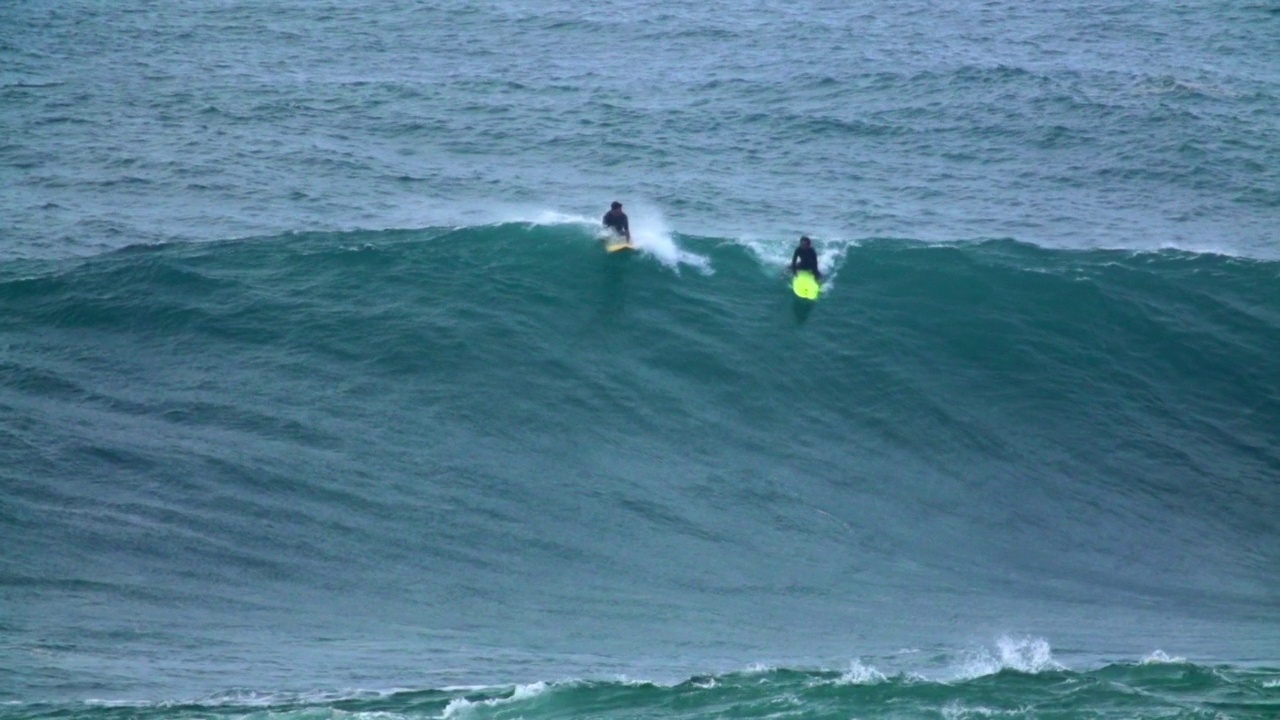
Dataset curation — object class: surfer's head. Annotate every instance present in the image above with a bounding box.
[799,235,811,247]
[611,201,622,210]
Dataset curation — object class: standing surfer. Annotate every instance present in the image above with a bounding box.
[790,236,822,280]
[603,201,631,242]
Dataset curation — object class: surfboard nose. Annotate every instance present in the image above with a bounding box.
[792,271,821,300]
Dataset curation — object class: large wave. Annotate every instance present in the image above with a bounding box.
[2,224,1277,701]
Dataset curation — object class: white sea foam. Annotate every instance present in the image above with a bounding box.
[527,209,599,226]
[623,201,712,274]
[440,682,550,719]
[941,700,1028,719]
[508,204,712,273]
[836,659,888,685]
[438,685,496,693]
[439,698,472,718]
[1139,650,1187,665]
[607,675,659,687]
[84,688,409,708]
[953,636,1063,680]
[738,233,858,294]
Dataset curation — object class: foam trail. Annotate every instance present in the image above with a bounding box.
[740,233,856,292]
[512,204,711,272]
[625,201,712,274]
[529,209,600,226]
[816,240,854,293]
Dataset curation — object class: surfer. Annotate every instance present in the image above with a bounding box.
[603,201,631,242]
[790,236,822,280]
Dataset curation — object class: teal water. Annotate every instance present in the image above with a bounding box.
[3,1,1279,719]
[11,663,1280,720]
[5,1,1279,259]
[3,228,1278,717]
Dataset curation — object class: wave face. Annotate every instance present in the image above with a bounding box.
[2,226,1278,704]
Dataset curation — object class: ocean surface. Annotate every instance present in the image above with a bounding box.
[3,1,1279,718]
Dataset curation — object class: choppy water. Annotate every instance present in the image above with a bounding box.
[3,2,1278,719]
[13,659,1280,720]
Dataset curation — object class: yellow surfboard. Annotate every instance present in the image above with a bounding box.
[792,270,821,300]
[606,241,637,253]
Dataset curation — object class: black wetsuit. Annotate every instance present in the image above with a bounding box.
[603,210,630,239]
[791,246,821,279]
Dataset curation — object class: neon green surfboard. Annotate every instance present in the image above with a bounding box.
[792,270,821,300]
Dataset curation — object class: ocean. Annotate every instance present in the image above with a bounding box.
[2,2,1278,718]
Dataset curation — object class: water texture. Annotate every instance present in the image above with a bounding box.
[2,1,1278,718]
